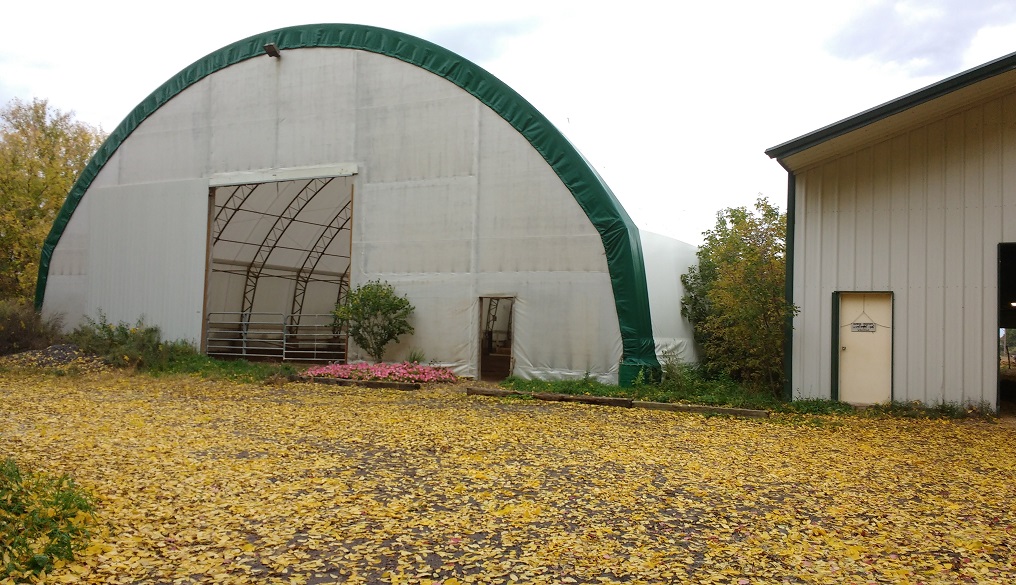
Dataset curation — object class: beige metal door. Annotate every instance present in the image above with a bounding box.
[838,293,892,405]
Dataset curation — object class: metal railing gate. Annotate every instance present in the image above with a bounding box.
[205,312,346,362]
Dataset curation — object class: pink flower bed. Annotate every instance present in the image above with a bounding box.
[304,362,457,384]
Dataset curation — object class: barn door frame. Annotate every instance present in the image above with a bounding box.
[831,291,894,403]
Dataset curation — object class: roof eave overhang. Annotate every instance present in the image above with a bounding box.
[765,50,1016,172]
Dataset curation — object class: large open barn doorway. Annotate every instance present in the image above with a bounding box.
[203,170,355,362]
[999,244,1016,415]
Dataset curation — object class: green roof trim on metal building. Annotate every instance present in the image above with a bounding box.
[765,49,1016,163]
[35,23,660,379]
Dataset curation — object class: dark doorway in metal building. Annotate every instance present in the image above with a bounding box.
[998,243,1016,416]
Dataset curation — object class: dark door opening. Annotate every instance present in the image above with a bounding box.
[999,244,1016,415]
[480,297,514,382]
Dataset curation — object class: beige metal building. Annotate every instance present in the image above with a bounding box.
[767,52,1016,409]
[36,24,697,384]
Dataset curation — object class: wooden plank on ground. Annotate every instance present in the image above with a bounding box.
[532,393,633,407]
[296,376,420,391]
[633,401,770,418]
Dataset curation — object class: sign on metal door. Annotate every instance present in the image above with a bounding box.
[851,322,876,332]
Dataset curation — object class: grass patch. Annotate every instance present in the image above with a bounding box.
[0,458,95,580]
[146,353,298,384]
[501,365,994,420]
[860,400,995,420]
[501,365,792,412]
[65,312,298,383]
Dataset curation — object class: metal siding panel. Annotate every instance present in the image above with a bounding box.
[925,119,948,403]
[854,147,875,290]
[791,173,807,397]
[819,165,839,395]
[907,126,928,401]
[888,135,910,397]
[1004,94,1016,241]
[982,99,1004,409]
[871,141,893,289]
[837,154,857,289]
[799,170,826,398]
[943,113,966,400]
[963,108,985,404]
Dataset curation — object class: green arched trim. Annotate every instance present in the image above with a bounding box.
[35,23,660,379]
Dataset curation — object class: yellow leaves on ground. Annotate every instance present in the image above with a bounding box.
[2,371,1016,584]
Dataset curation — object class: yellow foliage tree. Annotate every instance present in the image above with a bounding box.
[681,196,796,395]
[0,98,105,301]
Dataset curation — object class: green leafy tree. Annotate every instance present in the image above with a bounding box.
[681,196,796,396]
[334,280,415,363]
[1002,329,1016,368]
[0,98,105,301]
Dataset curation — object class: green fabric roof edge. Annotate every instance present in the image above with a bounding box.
[34,23,660,373]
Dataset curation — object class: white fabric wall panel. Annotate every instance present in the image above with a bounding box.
[118,85,212,184]
[209,59,279,173]
[356,52,467,108]
[357,98,478,183]
[357,178,476,274]
[89,150,121,189]
[276,50,358,168]
[41,201,90,326]
[476,108,607,274]
[509,275,622,383]
[85,180,208,343]
[793,92,1016,408]
[640,230,699,365]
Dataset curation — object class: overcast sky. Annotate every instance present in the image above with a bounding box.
[3,0,1015,244]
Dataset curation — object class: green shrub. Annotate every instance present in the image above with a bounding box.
[0,300,63,356]
[0,458,95,580]
[69,312,198,370]
[333,280,415,363]
[860,400,994,420]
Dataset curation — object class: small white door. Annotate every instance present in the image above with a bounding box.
[838,293,892,405]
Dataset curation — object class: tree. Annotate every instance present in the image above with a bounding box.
[1002,329,1016,369]
[333,280,415,363]
[0,98,105,301]
[681,196,796,396]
